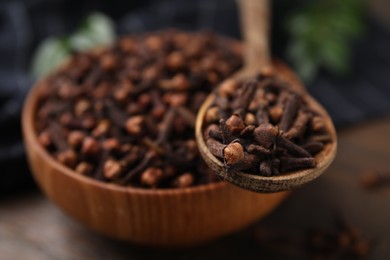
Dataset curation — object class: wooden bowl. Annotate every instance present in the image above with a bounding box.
[22,78,290,248]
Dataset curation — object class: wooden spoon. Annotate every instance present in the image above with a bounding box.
[195,0,337,193]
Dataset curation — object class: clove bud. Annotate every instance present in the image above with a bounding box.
[223,142,245,165]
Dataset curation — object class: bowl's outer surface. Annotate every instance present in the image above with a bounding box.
[22,71,290,248]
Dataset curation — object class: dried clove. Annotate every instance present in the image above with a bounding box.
[206,138,226,159]
[104,159,123,180]
[38,131,52,148]
[75,162,93,175]
[283,110,311,139]
[173,172,194,188]
[204,106,221,123]
[121,151,157,184]
[67,131,85,148]
[244,112,257,126]
[227,152,258,172]
[125,116,144,136]
[223,142,245,165]
[102,138,121,152]
[81,137,100,157]
[240,125,255,137]
[246,144,271,155]
[218,79,238,97]
[140,167,164,187]
[279,94,300,132]
[279,157,316,172]
[253,123,278,149]
[204,124,223,141]
[359,170,390,190]
[256,108,270,125]
[301,141,324,156]
[57,149,78,168]
[225,114,246,135]
[232,79,258,110]
[276,136,312,158]
[203,74,331,177]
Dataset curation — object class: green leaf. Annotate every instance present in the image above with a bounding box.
[288,41,319,82]
[285,0,365,82]
[319,37,349,74]
[30,37,70,78]
[30,12,116,78]
[69,12,115,51]
[68,29,97,52]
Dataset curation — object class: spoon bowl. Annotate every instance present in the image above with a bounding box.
[196,61,337,193]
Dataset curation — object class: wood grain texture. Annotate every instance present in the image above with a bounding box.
[239,0,271,69]
[22,80,290,247]
[196,61,337,193]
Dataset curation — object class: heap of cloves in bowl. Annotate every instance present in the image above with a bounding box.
[203,73,331,176]
[35,30,243,188]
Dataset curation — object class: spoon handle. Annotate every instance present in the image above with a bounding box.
[238,0,271,70]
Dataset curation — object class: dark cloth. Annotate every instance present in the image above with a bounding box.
[0,0,389,193]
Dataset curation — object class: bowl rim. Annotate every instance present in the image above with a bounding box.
[22,80,230,196]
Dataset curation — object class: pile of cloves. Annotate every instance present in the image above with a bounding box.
[306,218,373,258]
[359,170,390,190]
[246,217,373,258]
[35,30,242,188]
[203,73,331,176]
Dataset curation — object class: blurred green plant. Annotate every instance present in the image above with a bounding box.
[31,12,115,78]
[286,0,365,82]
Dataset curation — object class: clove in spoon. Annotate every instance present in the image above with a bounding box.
[195,0,337,193]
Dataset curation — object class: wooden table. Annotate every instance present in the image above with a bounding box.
[1,117,390,259]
